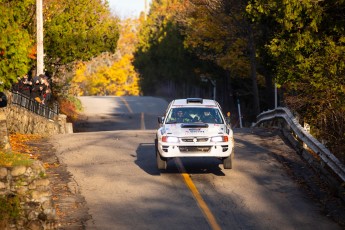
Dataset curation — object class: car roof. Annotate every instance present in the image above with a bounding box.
[170,98,218,107]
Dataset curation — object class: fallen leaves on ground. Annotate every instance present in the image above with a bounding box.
[10,133,42,157]
[7,133,61,169]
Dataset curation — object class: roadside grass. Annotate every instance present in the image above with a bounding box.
[0,150,33,167]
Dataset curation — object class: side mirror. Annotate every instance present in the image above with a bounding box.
[158,116,164,124]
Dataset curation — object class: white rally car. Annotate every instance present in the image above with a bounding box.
[155,98,234,170]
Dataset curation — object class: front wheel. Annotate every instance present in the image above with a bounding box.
[223,151,234,169]
[156,152,167,170]
[155,138,167,170]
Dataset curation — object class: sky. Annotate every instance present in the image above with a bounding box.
[107,0,152,19]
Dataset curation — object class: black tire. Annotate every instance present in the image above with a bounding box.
[155,138,167,170]
[156,151,167,170]
[223,151,234,169]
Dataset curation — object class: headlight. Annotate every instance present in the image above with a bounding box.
[162,136,179,143]
[211,136,229,142]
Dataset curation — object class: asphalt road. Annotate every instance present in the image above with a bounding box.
[74,96,166,131]
[51,96,342,230]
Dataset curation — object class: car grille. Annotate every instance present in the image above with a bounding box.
[181,137,209,142]
[179,146,212,152]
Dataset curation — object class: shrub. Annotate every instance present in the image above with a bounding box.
[58,95,83,122]
[0,195,21,223]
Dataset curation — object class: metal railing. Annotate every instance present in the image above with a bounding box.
[252,107,345,183]
[11,91,59,120]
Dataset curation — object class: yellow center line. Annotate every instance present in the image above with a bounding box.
[175,158,222,230]
[120,97,146,130]
[120,97,133,114]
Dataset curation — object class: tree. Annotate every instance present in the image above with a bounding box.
[44,0,120,75]
[134,0,217,98]
[178,0,262,116]
[71,18,140,96]
[247,0,345,161]
[0,0,120,93]
[0,0,35,91]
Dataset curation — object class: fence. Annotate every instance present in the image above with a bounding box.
[11,91,59,120]
[252,107,345,185]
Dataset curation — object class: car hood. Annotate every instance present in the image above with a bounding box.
[162,123,228,137]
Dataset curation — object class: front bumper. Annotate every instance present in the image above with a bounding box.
[157,140,233,158]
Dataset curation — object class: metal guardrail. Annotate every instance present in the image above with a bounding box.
[11,91,59,120]
[252,107,345,183]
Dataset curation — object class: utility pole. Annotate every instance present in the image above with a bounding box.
[210,79,216,101]
[37,0,44,75]
[237,99,243,128]
[200,75,216,101]
[274,83,278,109]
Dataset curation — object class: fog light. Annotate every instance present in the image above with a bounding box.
[162,136,179,143]
[211,136,228,142]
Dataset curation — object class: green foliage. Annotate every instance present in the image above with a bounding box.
[44,0,120,71]
[134,0,213,96]
[0,150,33,167]
[65,95,83,112]
[0,0,120,93]
[247,0,345,88]
[0,195,21,221]
[247,0,345,161]
[0,0,35,91]
[182,0,251,77]
[180,0,263,114]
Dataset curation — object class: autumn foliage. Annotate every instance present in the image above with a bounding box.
[0,133,41,167]
[0,133,60,169]
[58,96,82,122]
[132,0,345,162]
[70,19,140,96]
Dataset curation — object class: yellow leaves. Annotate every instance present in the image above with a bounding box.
[43,162,60,169]
[10,133,41,156]
[106,54,139,96]
[0,133,43,167]
[0,151,31,167]
[73,62,87,83]
[3,133,60,169]
[70,18,140,96]
[71,54,139,96]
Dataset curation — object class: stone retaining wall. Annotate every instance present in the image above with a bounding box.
[0,91,72,229]
[0,90,72,136]
[0,161,57,229]
[0,110,11,151]
[3,105,72,135]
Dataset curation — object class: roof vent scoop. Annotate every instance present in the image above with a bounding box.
[186,98,203,104]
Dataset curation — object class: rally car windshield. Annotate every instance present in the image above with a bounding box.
[165,107,224,124]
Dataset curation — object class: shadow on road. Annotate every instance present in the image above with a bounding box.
[135,143,226,176]
[73,113,140,132]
